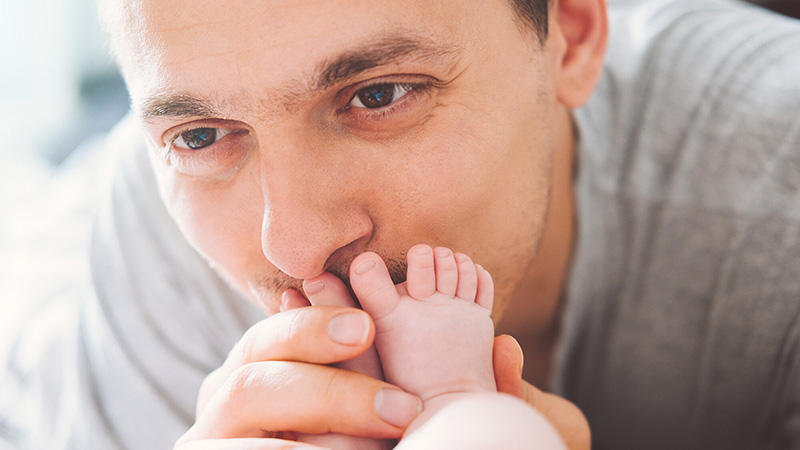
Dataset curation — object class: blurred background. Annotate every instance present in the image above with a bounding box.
[0,0,129,351]
[0,0,128,263]
[0,0,128,167]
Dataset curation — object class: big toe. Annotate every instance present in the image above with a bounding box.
[350,252,401,320]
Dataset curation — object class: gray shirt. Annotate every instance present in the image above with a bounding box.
[2,0,799,449]
[561,1,800,448]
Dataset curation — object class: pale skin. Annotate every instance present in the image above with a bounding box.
[99,0,608,447]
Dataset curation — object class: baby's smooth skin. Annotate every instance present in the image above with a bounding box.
[347,244,566,449]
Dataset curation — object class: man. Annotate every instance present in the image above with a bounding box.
[3,0,799,448]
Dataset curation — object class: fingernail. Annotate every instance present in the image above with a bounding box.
[374,389,422,428]
[328,312,369,345]
[305,280,324,295]
[354,259,376,274]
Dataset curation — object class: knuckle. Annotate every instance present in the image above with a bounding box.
[235,319,268,364]
[279,308,307,346]
[197,367,225,412]
[224,363,268,405]
[233,309,310,365]
[316,370,347,433]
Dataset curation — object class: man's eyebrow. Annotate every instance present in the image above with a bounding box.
[139,93,221,122]
[312,34,463,91]
[138,34,462,121]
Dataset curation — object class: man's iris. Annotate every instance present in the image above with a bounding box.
[356,84,395,109]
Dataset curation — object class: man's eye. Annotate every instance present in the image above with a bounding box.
[172,128,231,150]
[349,83,413,109]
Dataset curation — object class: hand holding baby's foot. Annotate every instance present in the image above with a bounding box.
[281,273,392,450]
[350,244,496,403]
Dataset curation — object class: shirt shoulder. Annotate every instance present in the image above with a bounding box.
[577,0,800,217]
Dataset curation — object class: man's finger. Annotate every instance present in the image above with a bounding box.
[493,335,591,450]
[519,382,591,450]
[175,437,326,450]
[197,305,376,415]
[493,334,524,397]
[227,306,375,368]
[188,361,422,441]
[303,273,385,380]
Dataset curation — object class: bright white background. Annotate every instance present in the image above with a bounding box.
[0,0,128,345]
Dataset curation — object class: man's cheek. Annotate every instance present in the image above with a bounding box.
[167,178,264,273]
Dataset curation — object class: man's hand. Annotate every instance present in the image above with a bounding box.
[493,334,591,450]
[174,305,421,449]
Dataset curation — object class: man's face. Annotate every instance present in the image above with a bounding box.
[112,0,569,319]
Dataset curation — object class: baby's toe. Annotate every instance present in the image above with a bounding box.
[406,244,437,299]
[454,253,478,301]
[475,265,495,311]
[350,252,401,320]
[433,247,459,298]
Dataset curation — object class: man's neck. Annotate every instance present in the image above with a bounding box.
[496,113,576,389]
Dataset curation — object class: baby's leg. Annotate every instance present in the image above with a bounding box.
[395,393,566,450]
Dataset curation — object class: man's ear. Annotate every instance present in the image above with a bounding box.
[548,0,608,109]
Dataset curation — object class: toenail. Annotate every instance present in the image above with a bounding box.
[354,259,376,274]
[375,389,422,428]
[455,253,469,263]
[305,280,324,295]
[436,248,451,258]
[328,312,370,345]
[415,246,432,255]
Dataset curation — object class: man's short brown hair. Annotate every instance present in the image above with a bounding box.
[510,0,551,43]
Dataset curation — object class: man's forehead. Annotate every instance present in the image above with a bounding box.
[135,33,464,122]
[113,0,470,54]
[109,0,477,118]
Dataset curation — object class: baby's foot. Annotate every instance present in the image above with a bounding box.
[349,244,496,403]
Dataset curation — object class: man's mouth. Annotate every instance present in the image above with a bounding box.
[248,252,409,314]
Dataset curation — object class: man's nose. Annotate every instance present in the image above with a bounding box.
[258,149,372,280]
